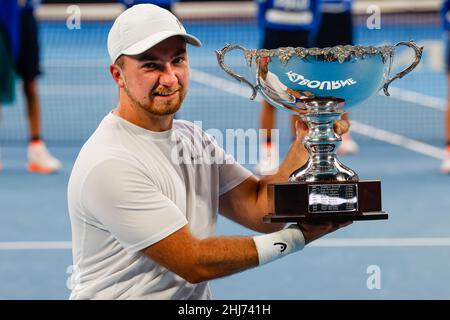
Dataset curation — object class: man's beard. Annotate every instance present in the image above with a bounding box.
[124,83,185,116]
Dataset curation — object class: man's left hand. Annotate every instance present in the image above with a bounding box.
[295,116,351,141]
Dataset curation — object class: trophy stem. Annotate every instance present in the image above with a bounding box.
[289,98,358,183]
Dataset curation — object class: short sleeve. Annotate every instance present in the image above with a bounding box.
[199,131,253,196]
[218,154,253,195]
[81,159,188,254]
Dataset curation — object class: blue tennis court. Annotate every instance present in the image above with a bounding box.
[0,4,449,299]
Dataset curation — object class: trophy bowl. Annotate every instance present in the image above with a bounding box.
[216,41,423,222]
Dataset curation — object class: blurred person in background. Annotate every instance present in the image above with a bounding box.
[0,0,62,174]
[441,0,450,174]
[16,0,62,173]
[313,0,358,155]
[255,0,321,175]
[0,1,20,171]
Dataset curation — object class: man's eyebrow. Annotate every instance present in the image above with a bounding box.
[136,53,157,62]
[173,48,187,57]
[137,48,187,62]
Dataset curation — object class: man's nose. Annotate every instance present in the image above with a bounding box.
[159,64,178,87]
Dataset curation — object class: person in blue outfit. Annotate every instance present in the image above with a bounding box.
[441,0,450,174]
[313,0,359,155]
[255,0,321,175]
[1,0,62,173]
[0,0,20,105]
[0,1,20,171]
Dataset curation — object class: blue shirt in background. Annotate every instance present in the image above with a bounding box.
[257,0,321,30]
[23,0,42,9]
[0,0,20,59]
[441,0,450,31]
[319,0,352,13]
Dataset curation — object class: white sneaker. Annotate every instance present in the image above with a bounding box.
[441,152,450,174]
[338,136,359,155]
[254,142,279,175]
[27,140,62,174]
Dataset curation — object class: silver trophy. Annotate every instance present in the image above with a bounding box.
[216,41,423,222]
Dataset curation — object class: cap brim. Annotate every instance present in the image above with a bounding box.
[120,31,202,59]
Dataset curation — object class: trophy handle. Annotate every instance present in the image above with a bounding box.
[215,44,258,99]
[382,40,424,96]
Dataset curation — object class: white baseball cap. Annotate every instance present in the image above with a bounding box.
[107,4,202,63]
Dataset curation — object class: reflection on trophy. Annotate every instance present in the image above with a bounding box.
[216,41,423,222]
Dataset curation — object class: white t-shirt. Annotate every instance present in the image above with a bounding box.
[67,112,253,300]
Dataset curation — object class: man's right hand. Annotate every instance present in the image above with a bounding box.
[298,221,352,245]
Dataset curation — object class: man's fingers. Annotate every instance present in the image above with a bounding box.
[295,119,308,140]
[295,119,308,131]
[295,117,349,137]
[334,119,350,135]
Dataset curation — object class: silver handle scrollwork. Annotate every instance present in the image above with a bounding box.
[215,44,258,100]
[382,40,424,96]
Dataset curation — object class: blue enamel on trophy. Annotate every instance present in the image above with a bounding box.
[216,41,423,222]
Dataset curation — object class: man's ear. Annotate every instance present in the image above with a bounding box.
[110,64,125,88]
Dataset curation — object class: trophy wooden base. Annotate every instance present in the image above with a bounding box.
[264,180,388,223]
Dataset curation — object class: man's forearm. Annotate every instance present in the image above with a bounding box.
[191,236,259,283]
[189,229,304,283]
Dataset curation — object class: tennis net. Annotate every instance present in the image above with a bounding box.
[0,0,445,147]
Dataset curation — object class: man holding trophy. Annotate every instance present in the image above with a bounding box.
[68,4,352,299]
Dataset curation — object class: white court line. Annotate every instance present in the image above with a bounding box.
[0,241,71,250]
[310,238,450,247]
[382,86,446,111]
[190,68,446,161]
[2,238,450,250]
[191,68,261,100]
[39,85,115,96]
[351,121,446,160]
